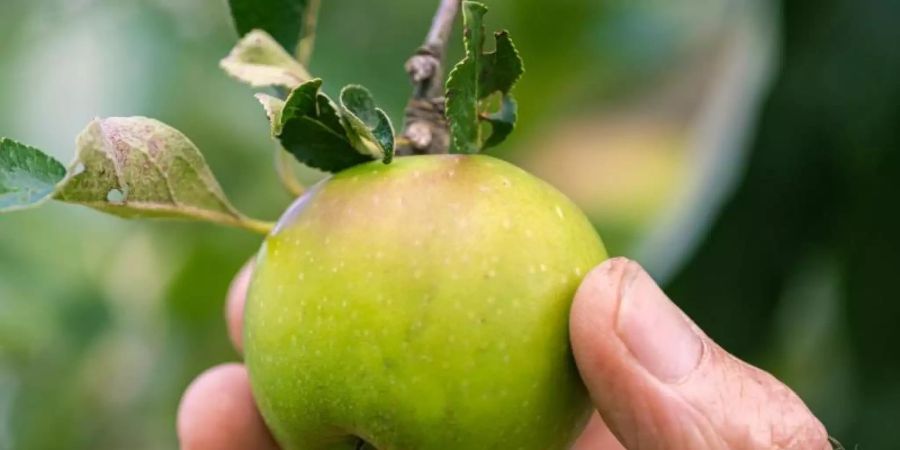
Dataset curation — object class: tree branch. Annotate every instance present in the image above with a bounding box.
[397,0,460,155]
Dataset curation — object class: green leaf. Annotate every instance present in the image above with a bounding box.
[339,85,395,163]
[373,109,395,164]
[478,31,524,98]
[221,30,311,88]
[0,138,66,212]
[481,94,517,149]
[446,1,524,153]
[315,94,346,136]
[228,0,310,55]
[281,78,322,124]
[278,117,373,173]
[54,117,267,232]
[257,80,396,173]
[266,80,377,173]
[445,2,487,154]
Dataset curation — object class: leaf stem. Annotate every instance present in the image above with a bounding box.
[275,146,306,197]
[239,217,276,235]
[397,0,460,156]
[295,0,321,66]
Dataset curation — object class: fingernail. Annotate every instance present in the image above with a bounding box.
[615,264,702,383]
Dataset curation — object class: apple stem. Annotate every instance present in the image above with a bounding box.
[396,0,460,156]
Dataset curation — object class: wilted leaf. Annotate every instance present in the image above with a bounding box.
[228,0,310,55]
[54,117,262,230]
[0,138,66,212]
[446,1,524,153]
[221,30,311,88]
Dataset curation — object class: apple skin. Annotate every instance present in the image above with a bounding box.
[245,154,607,450]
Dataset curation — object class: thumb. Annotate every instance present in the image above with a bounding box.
[570,258,830,450]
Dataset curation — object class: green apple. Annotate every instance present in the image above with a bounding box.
[245,154,607,450]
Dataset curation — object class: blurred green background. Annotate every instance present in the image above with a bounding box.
[1,0,898,448]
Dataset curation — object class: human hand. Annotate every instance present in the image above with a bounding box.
[568,258,830,449]
[177,257,830,450]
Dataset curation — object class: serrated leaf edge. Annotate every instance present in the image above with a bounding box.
[255,93,286,135]
[480,30,524,98]
[0,137,67,212]
[445,1,489,154]
[445,2,524,153]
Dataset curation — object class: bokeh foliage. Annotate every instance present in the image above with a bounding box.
[668,0,900,446]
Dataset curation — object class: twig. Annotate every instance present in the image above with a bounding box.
[275,0,322,197]
[397,0,460,155]
[275,146,305,197]
[296,0,321,66]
